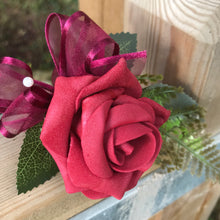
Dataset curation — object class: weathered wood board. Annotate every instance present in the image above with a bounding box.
[124,0,220,134]
[79,0,124,33]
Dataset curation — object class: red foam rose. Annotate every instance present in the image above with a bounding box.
[40,58,170,199]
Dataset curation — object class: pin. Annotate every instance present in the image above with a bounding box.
[23,77,34,88]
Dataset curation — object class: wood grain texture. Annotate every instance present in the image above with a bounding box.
[1,1,220,219]
[79,0,104,27]
[124,0,220,134]
[148,181,220,220]
[79,0,124,33]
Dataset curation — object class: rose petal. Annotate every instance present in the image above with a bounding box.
[107,123,159,173]
[114,123,153,146]
[47,147,84,193]
[142,122,163,168]
[41,75,95,157]
[127,171,143,190]
[105,103,154,131]
[81,88,124,125]
[111,132,156,173]
[75,58,142,110]
[82,170,143,199]
[140,97,170,127]
[82,190,110,199]
[105,130,126,166]
[113,95,156,122]
[119,142,134,156]
[81,99,114,178]
[106,123,153,167]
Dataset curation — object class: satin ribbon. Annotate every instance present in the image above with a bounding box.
[0,11,146,138]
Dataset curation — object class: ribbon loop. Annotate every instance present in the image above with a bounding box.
[0,57,53,138]
[45,11,146,78]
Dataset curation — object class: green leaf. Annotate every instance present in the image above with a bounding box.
[17,122,59,194]
[109,32,137,54]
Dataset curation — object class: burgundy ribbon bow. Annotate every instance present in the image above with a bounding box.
[0,11,146,138]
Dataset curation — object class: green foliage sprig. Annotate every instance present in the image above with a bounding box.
[136,74,163,86]
[142,83,220,181]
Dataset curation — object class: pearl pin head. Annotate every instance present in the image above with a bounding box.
[23,77,34,88]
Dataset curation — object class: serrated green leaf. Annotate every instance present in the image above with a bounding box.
[17,122,59,194]
[200,145,216,155]
[109,32,137,54]
[190,157,198,175]
[205,166,210,179]
[210,156,220,164]
[204,150,220,160]
[182,151,191,170]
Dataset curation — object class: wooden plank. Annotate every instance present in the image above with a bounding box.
[124,0,220,134]
[79,0,104,28]
[79,0,124,33]
[102,0,124,33]
[149,181,220,220]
